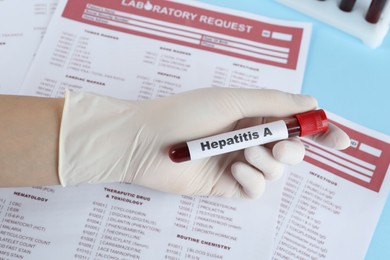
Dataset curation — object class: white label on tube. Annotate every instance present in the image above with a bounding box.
[187,120,289,160]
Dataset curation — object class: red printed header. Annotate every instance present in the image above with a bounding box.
[62,0,305,69]
[304,120,390,192]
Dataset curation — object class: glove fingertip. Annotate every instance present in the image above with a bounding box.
[311,123,351,150]
[272,139,305,165]
[244,146,284,181]
[231,162,266,199]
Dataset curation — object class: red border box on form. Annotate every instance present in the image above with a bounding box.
[303,119,390,192]
[61,0,304,70]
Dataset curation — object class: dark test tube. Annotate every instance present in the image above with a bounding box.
[168,110,328,163]
[339,0,357,12]
[365,0,388,23]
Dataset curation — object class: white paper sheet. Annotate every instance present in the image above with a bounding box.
[1,0,313,259]
[0,181,284,259]
[272,112,390,259]
[19,0,311,98]
[0,0,57,94]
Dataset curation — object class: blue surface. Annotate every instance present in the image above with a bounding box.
[199,0,390,259]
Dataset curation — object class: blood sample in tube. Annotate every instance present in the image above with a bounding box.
[169,109,328,163]
[339,0,357,12]
[365,0,388,23]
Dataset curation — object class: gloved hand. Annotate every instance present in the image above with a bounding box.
[59,88,350,199]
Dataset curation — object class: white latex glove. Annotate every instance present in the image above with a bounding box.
[59,88,350,199]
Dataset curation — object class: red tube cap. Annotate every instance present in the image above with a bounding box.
[295,109,328,137]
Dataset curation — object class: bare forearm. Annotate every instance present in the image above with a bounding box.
[0,95,64,187]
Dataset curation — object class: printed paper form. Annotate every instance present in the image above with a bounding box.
[0,182,284,259]
[0,0,57,95]
[19,0,312,98]
[272,112,390,259]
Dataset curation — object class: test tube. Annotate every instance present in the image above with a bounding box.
[365,0,388,23]
[169,109,328,163]
[339,0,357,12]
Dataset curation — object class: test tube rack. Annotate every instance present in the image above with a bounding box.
[275,0,390,48]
